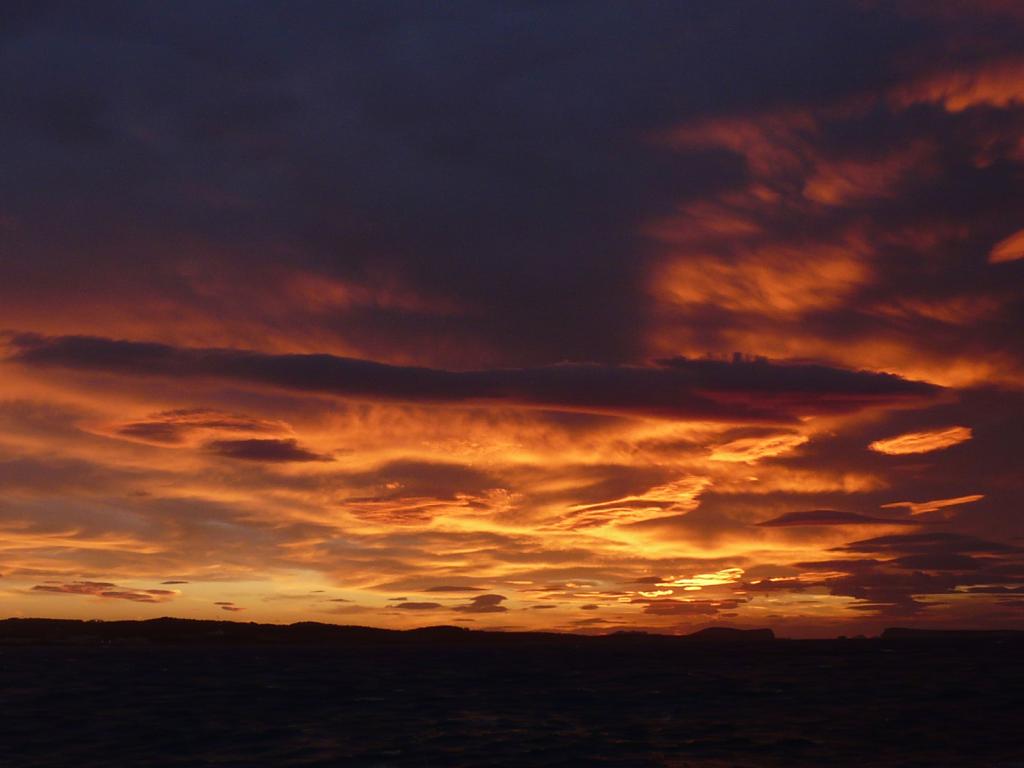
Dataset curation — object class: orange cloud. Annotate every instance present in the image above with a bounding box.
[881,494,985,516]
[892,57,1024,112]
[802,143,935,206]
[989,228,1024,263]
[709,433,809,463]
[656,567,745,591]
[647,63,1024,395]
[655,242,871,317]
[868,426,973,455]
[560,477,707,530]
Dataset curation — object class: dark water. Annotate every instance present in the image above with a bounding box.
[2,640,1022,767]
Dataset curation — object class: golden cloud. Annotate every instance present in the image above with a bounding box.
[868,426,973,455]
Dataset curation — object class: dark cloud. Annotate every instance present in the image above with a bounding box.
[758,510,917,527]
[640,599,721,616]
[336,462,503,524]
[343,460,498,500]
[205,438,332,463]
[116,409,285,444]
[779,532,1024,617]
[891,553,982,570]
[31,581,176,603]
[965,586,1024,594]
[8,335,940,422]
[454,594,508,614]
[793,559,883,571]
[834,532,1021,556]
[0,1,944,364]
[394,602,443,610]
[117,421,187,444]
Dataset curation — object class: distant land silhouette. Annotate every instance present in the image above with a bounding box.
[4,617,1023,647]
[1,617,779,646]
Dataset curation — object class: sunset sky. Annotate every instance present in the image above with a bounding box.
[2,1,1024,636]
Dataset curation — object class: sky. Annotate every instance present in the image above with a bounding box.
[2,1,1023,637]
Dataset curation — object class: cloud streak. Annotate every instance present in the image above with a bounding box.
[205,439,333,463]
[869,426,973,455]
[758,510,916,527]
[31,582,178,603]
[7,335,940,423]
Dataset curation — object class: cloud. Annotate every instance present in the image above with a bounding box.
[655,242,871,317]
[708,431,808,463]
[454,594,508,613]
[777,525,1024,618]
[640,599,723,616]
[881,494,984,516]
[424,585,485,593]
[965,586,1024,594]
[3,2,934,366]
[115,409,286,445]
[117,422,187,444]
[646,36,1024,392]
[834,532,1021,556]
[31,581,177,603]
[989,228,1024,263]
[7,335,941,422]
[655,568,745,590]
[868,426,973,455]
[337,460,502,526]
[205,438,333,463]
[891,553,981,570]
[892,56,1024,112]
[560,476,706,530]
[758,510,916,527]
[394,602,443,610]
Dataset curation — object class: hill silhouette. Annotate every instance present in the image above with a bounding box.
[881,627,1024,640]
[0,617,776,646]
